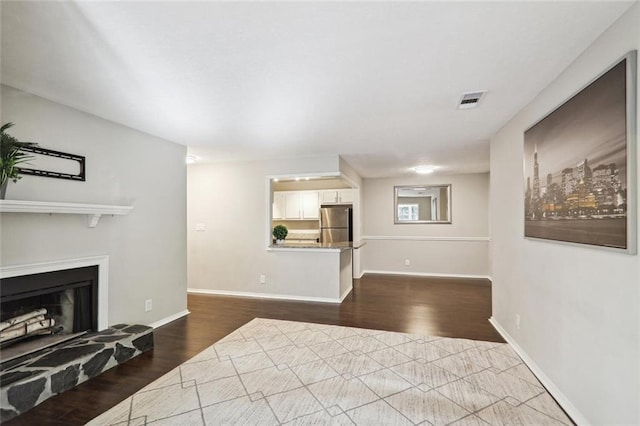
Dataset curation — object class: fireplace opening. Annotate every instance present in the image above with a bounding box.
[0,266,98,362]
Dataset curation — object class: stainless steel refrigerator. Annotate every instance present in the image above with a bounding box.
[320,205,353,243]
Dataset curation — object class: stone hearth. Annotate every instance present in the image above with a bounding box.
[0,324,153,422]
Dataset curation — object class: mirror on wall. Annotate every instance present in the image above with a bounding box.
[394,185,451,224]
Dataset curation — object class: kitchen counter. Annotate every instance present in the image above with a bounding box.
[268,240,365,251]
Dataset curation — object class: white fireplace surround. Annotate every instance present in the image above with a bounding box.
[0,255,109,330]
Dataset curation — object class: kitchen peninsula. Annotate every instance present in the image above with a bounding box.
[266,240,364,303]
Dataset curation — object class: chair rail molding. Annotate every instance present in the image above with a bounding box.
[361,235,490,242]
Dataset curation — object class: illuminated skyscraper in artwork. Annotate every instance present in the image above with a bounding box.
[533,147,540,199]
[577,158,593,191]
[562,168,574,196]
[525,177,532,217]
[532,145,541,217]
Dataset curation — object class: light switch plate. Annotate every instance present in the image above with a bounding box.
[195,223,205,231]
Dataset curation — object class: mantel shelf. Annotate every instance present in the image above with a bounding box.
[0,200,134,228]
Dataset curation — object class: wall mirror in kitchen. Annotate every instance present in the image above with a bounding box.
[394,185,451,224]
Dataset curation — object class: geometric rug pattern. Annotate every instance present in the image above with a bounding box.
[87,318,572,425]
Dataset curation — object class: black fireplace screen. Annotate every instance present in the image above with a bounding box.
[0,266,99,345]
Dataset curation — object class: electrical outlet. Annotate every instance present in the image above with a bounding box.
[260,275,266,284]
[404,259,410,266]
[516,314,520,329]
[145,299,152,312]
[195,223,206,231]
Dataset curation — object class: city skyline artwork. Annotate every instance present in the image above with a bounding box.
[524,52,636,252]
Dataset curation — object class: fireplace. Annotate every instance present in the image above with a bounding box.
[1,266,99,347]
[0,256,109,362]
[0,256,155,422]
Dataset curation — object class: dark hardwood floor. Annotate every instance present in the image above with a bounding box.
[5,274,502,425]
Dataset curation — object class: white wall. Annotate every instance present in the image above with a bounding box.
[361,173,490,278]
[0,85,187,327]
[340,157,364,275]
[187,156,357,300]
[490,5,639,425]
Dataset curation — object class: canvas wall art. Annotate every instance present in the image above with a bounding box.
[524,51,636,252]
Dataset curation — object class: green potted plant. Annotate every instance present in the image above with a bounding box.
[1,123,37,199]
[272,224,288,244]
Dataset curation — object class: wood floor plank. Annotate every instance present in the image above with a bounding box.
[4,274,502,425]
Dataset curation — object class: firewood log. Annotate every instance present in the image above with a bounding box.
[0,309,48,332]
[0,318,55,342]
[2,315,46,333]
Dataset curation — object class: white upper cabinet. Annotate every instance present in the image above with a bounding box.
[301,192,320,219]
[273,191,320,220]
[273,189,352,219]
[337,189,354,204]
[272,192,286,220]
[319,190,339,204]
[319,189,353,204]
[284,192,302,219]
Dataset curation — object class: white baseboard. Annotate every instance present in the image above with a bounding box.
[489,317,586,426]
[361,269,492,281]
[148,309,190,329]
[339,285,353,302]
[187,288,342,304]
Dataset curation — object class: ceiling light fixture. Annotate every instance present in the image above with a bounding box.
[186,154,198,164]
[414,165,436,174]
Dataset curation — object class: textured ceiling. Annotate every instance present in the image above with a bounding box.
[0,1,634,177]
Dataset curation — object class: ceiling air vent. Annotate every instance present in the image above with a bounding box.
[458,91,487,109]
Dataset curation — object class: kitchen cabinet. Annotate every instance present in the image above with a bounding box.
[272,192,286,220]
[319,189,354,204]
[319,191,336,204]
[284,192,302,219]
[338,189,354,203]
[273,191,320,220]
[301,192,320,219]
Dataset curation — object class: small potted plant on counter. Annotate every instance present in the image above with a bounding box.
[273,224,288,244]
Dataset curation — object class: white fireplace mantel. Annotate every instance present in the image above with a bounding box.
[0,200,133,227]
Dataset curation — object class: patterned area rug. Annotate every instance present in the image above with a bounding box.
[88,319,571,425]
